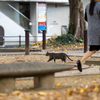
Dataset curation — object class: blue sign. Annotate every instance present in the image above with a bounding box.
[38,26,46,30]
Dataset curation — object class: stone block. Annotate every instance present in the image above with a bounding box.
[34,73,54,89]
[0,77,15,93]
[85,60,100,66]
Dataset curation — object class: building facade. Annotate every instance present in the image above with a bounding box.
[0,0,89,47]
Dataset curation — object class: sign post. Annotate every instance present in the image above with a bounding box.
[38,3,47,49]
[25,29,30,55]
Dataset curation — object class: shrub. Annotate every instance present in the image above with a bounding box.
[46,34,83,47]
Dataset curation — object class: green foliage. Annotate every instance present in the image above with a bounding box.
[46,34,83,47]
[67,20,74,34]
[75,38,84,43]
[55,34,75,45]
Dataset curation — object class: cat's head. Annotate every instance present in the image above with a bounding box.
[46,51,49,56]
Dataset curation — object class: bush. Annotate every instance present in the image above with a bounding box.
[55,34,75,45]
[46,34,83,47]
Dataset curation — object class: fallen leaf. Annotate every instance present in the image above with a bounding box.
[0,93,6,96]
[2,62,5,64]
[56,82,61,87]
[38,92,47,96]
[80,88,84,93]
[12,90,22,95]
[91,64,94,66]
[94,86,98,91]
[63,49,66,51]
[91,81,97,83]
[65,93,70,96]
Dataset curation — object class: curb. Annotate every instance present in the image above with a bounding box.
[0,48,41,52]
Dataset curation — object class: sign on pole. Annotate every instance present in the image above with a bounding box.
[38,3,47,31]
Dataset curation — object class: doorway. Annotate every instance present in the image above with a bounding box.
[0,26,4,45]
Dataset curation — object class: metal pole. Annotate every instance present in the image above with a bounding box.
[25,29,30,55]
[19,35,21,47]
[84,29,88,53]
[43,30,46,49]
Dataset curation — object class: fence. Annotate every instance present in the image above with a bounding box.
[0,30,88,53]
[0,35,52,48]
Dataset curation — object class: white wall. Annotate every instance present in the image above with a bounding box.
[34,3,69,42]
[47,4,69,36]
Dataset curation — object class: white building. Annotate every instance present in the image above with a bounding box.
[0,0,89,47]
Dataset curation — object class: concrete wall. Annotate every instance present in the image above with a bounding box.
[47,4,69,37]
[30,2,38,42]
[30,3,69,41]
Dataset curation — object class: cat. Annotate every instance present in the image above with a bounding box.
[46,52,73,63]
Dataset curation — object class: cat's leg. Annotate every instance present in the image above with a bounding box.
[63,57,66,62]
[62,56,66,63]
[47,58,52,62]
[64,56,68,63]
[54,59,56,63]
[61,59,64,64]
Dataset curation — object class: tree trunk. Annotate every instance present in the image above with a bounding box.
[69,0,86,39]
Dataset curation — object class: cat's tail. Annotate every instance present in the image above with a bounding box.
[65,54,73,61]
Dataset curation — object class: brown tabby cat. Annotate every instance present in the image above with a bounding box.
[46,52,73,63]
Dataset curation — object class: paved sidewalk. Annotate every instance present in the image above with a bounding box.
[0,49,100,77]
[0,50,100,57]
[30,50,100,58]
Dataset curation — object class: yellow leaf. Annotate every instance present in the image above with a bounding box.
[94,86,98,91]
[56,82,60,86]
[38,92,47,96]
[63,49,66,51]
[12,90,22,95]
[65,93,69,96]
[51,36,56,39]
[73,88,76,92]
[74,66,77,68]
[91,64,94,66]
[94,77,97,80]
[83,81,86,83]
[91,81,97,83]
[46,47,49,49]
[63,45,66,47]
[57,47,59,49]
[84,88,88,91]
[0,93,6,96]
[67,89,71,93]
[80,89,84,93]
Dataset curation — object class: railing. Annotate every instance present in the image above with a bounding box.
[0,2,32,29]
[0,35,53,48]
